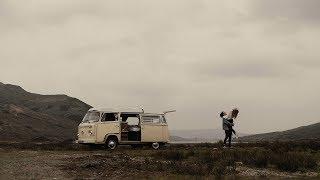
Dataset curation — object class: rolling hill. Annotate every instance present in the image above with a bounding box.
[0,82,91,142]
[0,82,91,122]
[240,122,320,141]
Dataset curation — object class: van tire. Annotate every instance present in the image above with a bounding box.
[151,142,160,150]
[106,137,118,150]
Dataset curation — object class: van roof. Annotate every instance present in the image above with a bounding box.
[88,107,144,114]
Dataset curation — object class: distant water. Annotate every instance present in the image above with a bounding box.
[170,140,219,144]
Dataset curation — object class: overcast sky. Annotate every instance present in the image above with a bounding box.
[1,0,320,134]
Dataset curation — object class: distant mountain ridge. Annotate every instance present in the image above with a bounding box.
[0,82,91,142]
[0,82,91,122]
[240,122,320,141]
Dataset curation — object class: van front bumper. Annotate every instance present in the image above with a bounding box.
[77,139,96,144]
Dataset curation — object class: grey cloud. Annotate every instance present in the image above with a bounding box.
[0,1,99,25]
[210,62,281,78]
[0,0,205,29]
[188,60,291,80]
[250,0,320,24]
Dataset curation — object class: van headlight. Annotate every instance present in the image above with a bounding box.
[88,130,94,136]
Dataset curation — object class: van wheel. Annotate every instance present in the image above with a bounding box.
[151,142,160,150]
[106,137,118,150]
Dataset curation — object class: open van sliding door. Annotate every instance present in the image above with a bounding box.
[141,115,166,142]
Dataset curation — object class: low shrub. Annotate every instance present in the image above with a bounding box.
[153,150,191,161]
[235,148,270,168]
[272,151,318,172]
[152,146,319,174]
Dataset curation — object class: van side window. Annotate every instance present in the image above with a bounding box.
[143,116,160,124]
[102,113,118,122]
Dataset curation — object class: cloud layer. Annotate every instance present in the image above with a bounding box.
[1,0,319,133]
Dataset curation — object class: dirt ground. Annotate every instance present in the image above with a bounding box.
[0,146,201,180]
[0,149,155,179]
[0,144,319,180]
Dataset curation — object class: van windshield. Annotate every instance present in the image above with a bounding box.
[82,112,100,123]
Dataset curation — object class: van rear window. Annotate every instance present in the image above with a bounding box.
[142,116,160,123]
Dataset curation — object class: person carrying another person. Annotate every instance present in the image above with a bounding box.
[220,108,239,147]
[220,111,233,147]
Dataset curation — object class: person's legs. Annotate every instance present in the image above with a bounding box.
[224,130,228,145]
[231,128,239,139]
[231,128,236,135]
[227,130,232,147]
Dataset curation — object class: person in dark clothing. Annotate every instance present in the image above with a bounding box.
[224,129,232,147]
[220,111,233,147]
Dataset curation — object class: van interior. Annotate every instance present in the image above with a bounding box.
[120,113,141,141]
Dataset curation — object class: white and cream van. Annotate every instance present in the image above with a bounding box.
[77,108,172,150]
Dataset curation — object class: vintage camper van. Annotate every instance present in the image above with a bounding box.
[77,108,172,150]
